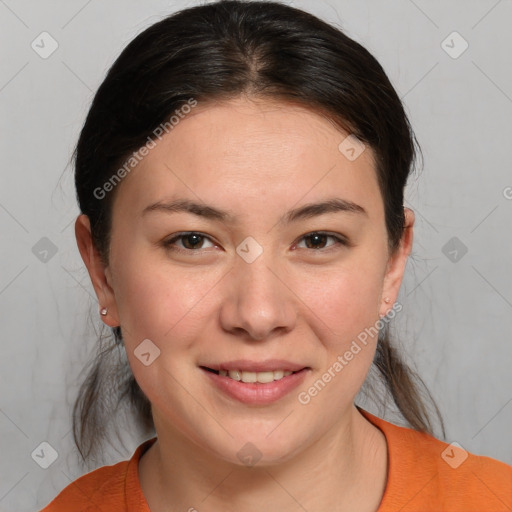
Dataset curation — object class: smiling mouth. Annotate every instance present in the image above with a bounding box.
[200,366,306,384]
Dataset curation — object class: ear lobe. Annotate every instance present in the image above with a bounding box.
[75,214,120,326]
[380,208,414,316]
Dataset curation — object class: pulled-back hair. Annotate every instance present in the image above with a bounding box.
[72,0,445,463]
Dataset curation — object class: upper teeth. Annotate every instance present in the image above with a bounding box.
[219,370,294,383]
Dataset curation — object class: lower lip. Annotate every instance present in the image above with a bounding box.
[201,367,309,405]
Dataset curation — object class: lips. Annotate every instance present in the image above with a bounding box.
[201,359,308,373]
[201,366,310,404]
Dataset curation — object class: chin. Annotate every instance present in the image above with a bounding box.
[210,426,308,468]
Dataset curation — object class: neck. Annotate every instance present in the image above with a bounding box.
[139,404,387,512]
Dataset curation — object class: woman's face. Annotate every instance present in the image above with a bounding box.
[78,97,412,465]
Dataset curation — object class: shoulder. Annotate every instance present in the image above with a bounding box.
[397,421,511,496]
[402,430,511,510]
[358,407,512,511]
[39,461,129,512]
[39,438,156,512]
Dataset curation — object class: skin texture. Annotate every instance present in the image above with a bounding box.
[76,96,414,511]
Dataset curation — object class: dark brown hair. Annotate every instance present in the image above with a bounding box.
[72,0,445,463]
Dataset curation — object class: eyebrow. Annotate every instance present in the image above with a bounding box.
[142,197,367,224]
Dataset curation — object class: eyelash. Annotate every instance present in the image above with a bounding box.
[162,231,349,254]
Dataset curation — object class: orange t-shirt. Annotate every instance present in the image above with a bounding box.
[40,407,512,511]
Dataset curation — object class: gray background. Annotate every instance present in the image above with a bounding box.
[1,0,511,510]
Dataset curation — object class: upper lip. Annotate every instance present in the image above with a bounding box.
[201,359,309,373]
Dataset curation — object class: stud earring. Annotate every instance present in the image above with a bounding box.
[100,307,108,316]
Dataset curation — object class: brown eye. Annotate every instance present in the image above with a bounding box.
[163,232,215,252]
[180,233,205,249]
[296,232,348,251]
[304,233,329,249]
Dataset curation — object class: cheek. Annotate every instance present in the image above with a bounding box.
[298,260,385,340]
[294,269,383,408]
[112,261,212,406]
[110,246,211,345]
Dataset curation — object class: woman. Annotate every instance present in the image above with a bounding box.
[41,1,512,510]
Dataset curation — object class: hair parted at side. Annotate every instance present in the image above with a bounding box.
[72,0,445,463]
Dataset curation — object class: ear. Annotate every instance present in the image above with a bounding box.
[75,214,120,327]
[379,208,414,317]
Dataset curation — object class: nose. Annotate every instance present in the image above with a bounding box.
[219,254,297,341]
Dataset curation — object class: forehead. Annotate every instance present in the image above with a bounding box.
[111,97,382,221]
